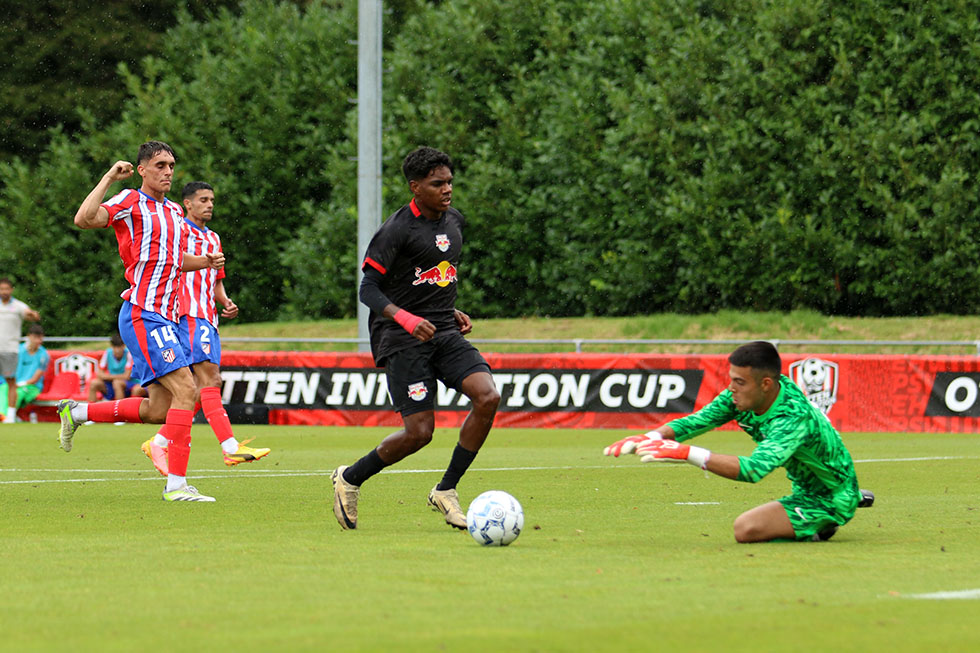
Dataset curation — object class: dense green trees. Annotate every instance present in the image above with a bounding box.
[1,0,978,336]
[1,0,358,335]
[0,1,250,162]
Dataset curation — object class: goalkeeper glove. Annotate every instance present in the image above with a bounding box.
[603,431,663,457]
[635,439,711,470]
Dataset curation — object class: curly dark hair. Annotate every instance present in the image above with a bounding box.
[402,146,453,182]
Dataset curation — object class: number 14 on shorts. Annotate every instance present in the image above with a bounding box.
[149,324,180,360]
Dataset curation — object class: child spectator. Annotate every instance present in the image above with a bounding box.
[88,333,148,402]
[0,323,49,421]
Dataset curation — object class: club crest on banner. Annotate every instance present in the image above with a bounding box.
[407,381,428,401]
[788,357,839,416]
[55,353,99,386]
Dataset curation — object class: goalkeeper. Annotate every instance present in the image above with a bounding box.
[604,341,861,543]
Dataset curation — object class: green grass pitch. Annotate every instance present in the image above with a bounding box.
[1,423,978,651]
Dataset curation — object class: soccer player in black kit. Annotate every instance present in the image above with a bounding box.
[330,147,500,531]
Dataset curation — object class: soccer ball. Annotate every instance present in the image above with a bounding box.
[466,490,524,546]
[800,358,828,389]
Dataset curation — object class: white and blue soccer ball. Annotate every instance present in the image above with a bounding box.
[466,490,524,546]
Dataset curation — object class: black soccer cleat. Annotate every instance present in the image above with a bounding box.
[858,489,875,508]
[811,525,839,542]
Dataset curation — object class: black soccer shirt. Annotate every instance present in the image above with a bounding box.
[361,198,465,364]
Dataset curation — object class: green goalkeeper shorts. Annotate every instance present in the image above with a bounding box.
[779,482,860,541]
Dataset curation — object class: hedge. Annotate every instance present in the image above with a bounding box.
[1,0,978,337]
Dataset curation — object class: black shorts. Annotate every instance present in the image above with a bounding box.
[385,332,491,417]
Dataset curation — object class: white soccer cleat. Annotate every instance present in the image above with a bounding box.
[162,484,216,502]
[57,399,80,452]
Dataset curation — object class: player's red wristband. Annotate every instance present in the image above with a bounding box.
[393,309,423,334]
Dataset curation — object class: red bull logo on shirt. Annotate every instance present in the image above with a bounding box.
[407,381,428,402]
[435,234,450,252]
[413,261,457,287]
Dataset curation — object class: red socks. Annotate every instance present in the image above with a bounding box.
[200,386,234,444]
[165,408,194,476]
[86,397,144,423]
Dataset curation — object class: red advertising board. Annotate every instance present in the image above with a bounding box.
[28,350,980,432]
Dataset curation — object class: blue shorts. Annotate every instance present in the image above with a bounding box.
[101,379,142,400]
[118,302,190,385]
[178,315,222,366]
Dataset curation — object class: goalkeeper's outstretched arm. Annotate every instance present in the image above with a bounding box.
[634,439,743,479]
[700,453,741,479]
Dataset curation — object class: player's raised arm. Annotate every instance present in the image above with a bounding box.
[182,252,225,272]
[75,161,133,229]
[205,251,225,269]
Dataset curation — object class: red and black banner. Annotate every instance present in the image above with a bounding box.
[35,350,980,432]
[215,351,706,428]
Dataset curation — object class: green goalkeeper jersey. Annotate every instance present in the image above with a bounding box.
[666,375,858,497]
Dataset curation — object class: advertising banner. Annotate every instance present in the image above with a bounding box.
[32,350,980,432]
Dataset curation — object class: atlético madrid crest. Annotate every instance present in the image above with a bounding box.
[788,357,839,416]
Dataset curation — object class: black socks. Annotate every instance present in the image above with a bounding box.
[343,448,387,487]
[436,444,478,491]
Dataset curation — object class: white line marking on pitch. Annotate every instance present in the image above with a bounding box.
[0,455,974,486]
[0,464,671,485]
[898,589,980,600]
[854,456,971,463]
[0,472,333,485]
[0,469,152,473]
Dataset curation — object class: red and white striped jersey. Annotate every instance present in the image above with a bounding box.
[180,220,225,326]
[102,189,188,323]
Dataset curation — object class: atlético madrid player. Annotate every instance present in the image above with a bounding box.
[138,181,270,477]
[330,146,501,531]
[61,141,224,502]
